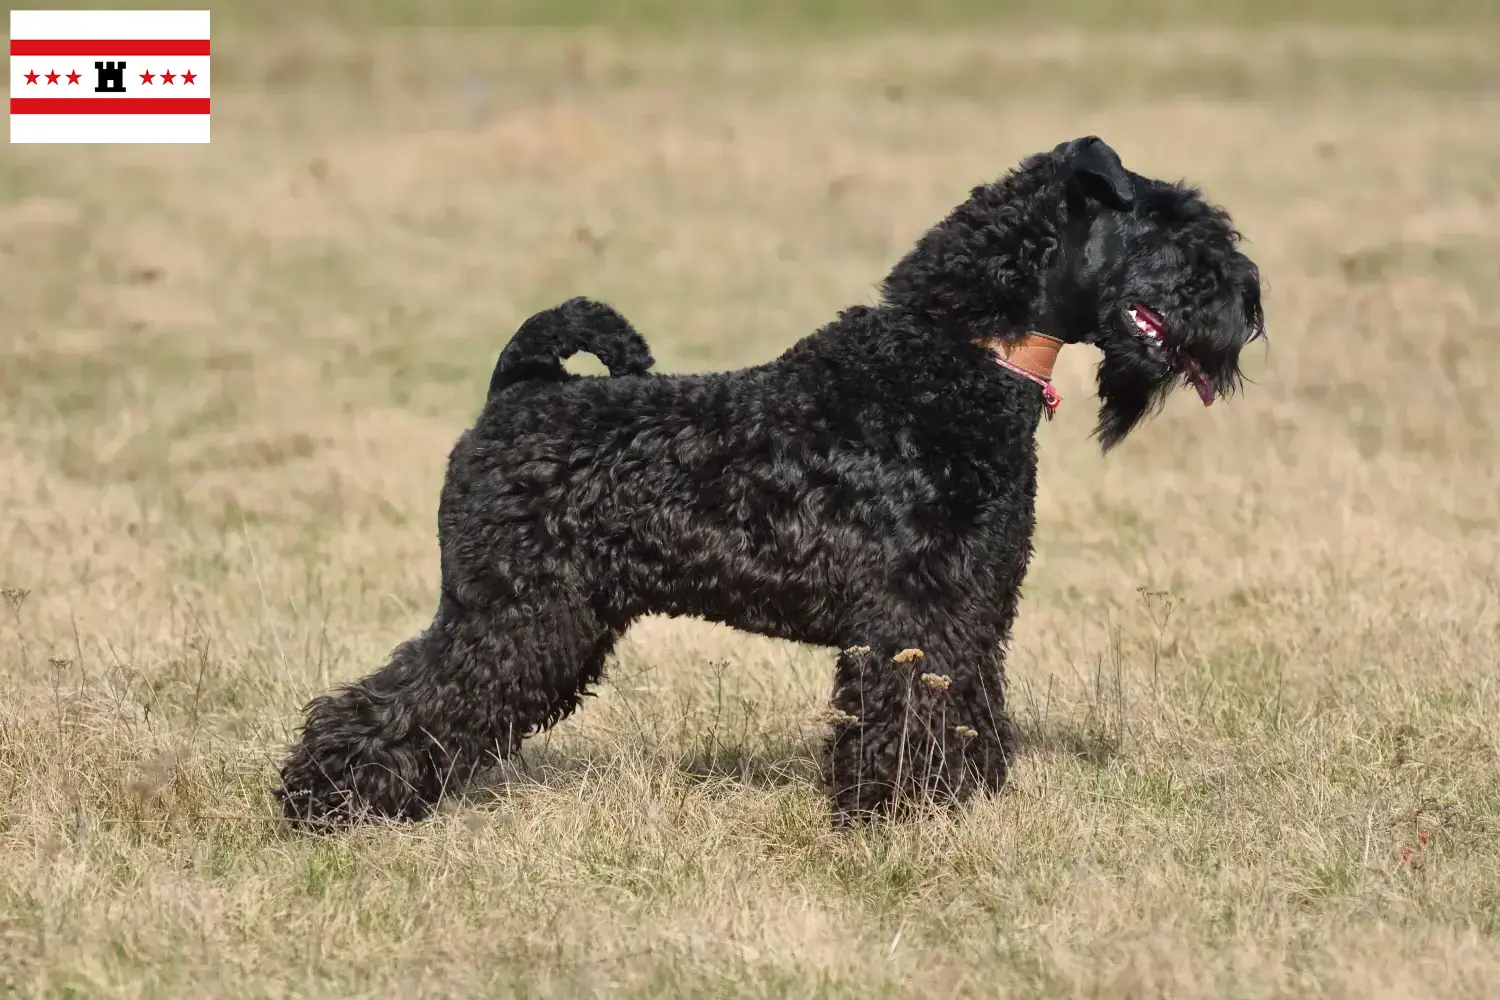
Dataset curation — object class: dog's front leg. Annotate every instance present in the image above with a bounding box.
[822,631,1015,827]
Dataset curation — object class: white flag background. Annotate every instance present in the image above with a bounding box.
[10,9,211,144]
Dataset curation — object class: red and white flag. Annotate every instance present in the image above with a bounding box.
[10,9,210,143]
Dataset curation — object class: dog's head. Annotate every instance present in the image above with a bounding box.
[1042,136,1266,449]
[881,135,1265,451]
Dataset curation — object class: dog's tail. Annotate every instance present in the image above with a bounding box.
[488,296,655,398]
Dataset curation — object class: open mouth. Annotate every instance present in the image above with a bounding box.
[1127,304,1215,406]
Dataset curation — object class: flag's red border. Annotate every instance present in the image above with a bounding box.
[10,98,211,115]
[10,39,210,56]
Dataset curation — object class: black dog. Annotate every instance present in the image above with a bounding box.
[275,136,1264,829]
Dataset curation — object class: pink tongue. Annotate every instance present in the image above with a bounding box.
[1183,358,1215,406]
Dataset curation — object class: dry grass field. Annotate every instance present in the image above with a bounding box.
[3,3,1500,997]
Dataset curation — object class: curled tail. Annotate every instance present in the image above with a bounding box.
[488,296,655,398]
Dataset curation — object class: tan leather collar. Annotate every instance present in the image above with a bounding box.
[978,332,1064,382]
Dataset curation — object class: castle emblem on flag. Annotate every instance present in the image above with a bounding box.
[10,9,210,143]
[94,60,127,93]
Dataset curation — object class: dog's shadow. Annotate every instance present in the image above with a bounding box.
[462,731,824,803]
[461,716,1117,807]
[675,737,824,789]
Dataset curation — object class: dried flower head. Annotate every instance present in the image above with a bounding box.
[919,673,952,691]
[821,708,862,727]
[892,648,924,664]
[842,645,872,657]
[954,725,978,739]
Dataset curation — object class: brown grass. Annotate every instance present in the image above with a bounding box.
[3,19,1500,999]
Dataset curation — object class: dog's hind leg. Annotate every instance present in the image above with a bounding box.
[823,625,1015,827]
[275,584,618,829]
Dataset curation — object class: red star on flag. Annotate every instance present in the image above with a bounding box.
[161,70,177,84]
[45,69,60,84]
[24,70,40,84]
[181,69,197,85]
[66,70,81,85]
[140,69,156,84]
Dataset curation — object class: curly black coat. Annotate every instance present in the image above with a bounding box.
[275,136,1265,828]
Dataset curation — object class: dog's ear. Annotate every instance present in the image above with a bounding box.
[1054,136,1135,211]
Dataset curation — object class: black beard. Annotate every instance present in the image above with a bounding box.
[1092,343,1175,451]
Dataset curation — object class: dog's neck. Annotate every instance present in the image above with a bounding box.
[978,332,1063,382]
[978,332,1065,421]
